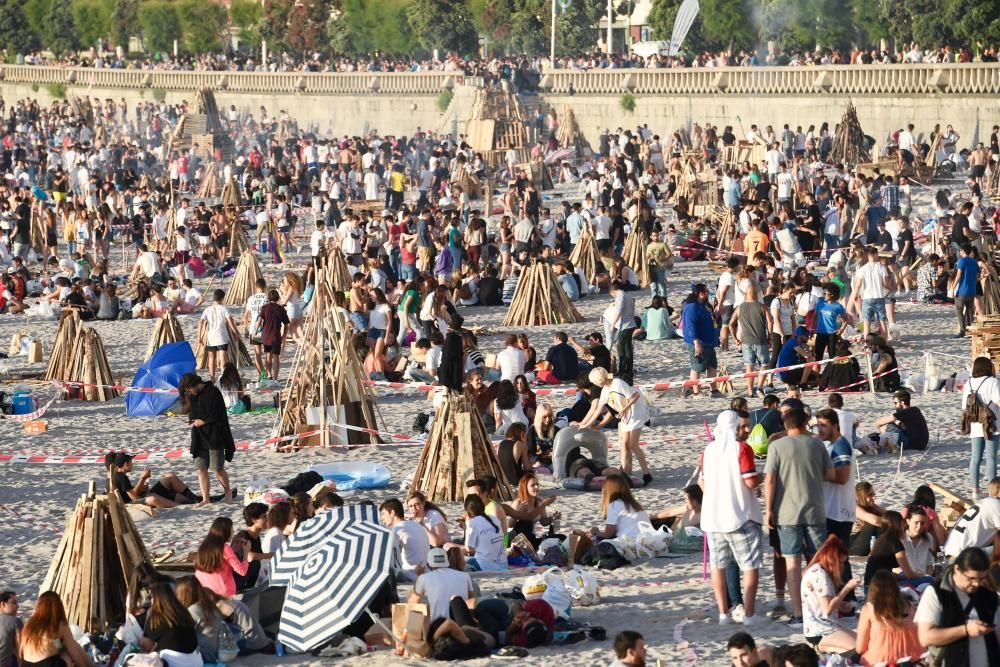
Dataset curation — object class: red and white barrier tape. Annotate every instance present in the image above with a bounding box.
[0,393,60,422]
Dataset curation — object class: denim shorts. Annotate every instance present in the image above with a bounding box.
[367,327,385,341]
[862,298,887,322]
[742,343,770,366]
[777,524,827,558]
[686,343,718,373]
[350,312,369,331]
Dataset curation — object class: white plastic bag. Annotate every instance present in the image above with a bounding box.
[523,567,573,618]
[243,477,275,506]
[635,521,672,559]
[563,565,600,607]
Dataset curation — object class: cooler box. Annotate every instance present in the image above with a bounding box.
[11,393,34,415]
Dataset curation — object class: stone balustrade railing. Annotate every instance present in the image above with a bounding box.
[540,63,1000,96]
[1,63,999,97]
[0,65,463,95]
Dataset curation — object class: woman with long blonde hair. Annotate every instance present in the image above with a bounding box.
[18,592,95,667]
[280,271,305,339]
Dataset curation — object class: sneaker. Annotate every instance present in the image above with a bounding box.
[642,473,653,487]
[741,614,762,626]
[718,613,732,625]
[768,602,789,619]
[731,604,745,623]
[786,615,803,628]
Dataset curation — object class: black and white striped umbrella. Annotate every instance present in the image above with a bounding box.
[270,504,392,653]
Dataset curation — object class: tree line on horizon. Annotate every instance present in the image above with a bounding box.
[0,0,995,64]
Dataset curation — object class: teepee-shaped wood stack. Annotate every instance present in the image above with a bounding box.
[224,252,264,305]
[68,328,119,401]
[222,178,249,257]
[829,101,870,167]
[502,260,584,327]
[411,391,512,503]
[41,484,154,633]
[569,221,604,285]
[622,226,651,287]
[146,312,187,361]
[43,309,82,381]
[195,320,251,370]
[325,245,354,293]
[272,268,381,447]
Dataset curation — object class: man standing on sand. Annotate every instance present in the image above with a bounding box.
[243,278,268,378]
[0,591,22,667]
[764,407,836,627]
[257,290,290,382]
[954,243,980,338]
[180,373,236,507]
[969,143,990,190]
[702,409,763,627]
[682,283,720,398]
[199,289,237,382]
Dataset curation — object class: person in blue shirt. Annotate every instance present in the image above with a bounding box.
[814,283,849,360]
[681,283,719,397]
[955,243,980,337]
[776,327,814,393]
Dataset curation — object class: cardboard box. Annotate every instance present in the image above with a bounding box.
[24,420,47,434]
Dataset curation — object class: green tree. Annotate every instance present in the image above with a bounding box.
[73,0,113,49]
[479,0,515,47]
[949,0,1000,46]
[229,0,263,50]
[907,0,955,47]
[408,0,479,56]
[24,0,51,40]
[177,0,227,53]
[507,0,546,55]
[110,0,138,48]
[138,0,181,54]
[46,0,82,56]
[284,0,329,61]
[850,0,888,48]
[0,0,42,56]
[878,0,912,46]
[258,0,292,54]
[555,0,602,56]
[699,0,754,51]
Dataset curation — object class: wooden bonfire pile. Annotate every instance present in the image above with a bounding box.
[196,320,251,370]
[554,106,593,156]
[829,102,870,166]
[621,227,651,287]
[272,269,381,447]
[465,85,530,168]
[972,315,1000,366]
[325,246,354,293]
[43,309,82,381]
[502,260,583,327]
[41,484,153,633]
[223,178,249,257]
[569,221,604,285]
[224,252,264,305]
[411,392,512,503]
[146,312,186,361]
[197,162,223,197]
[68,329,120,402]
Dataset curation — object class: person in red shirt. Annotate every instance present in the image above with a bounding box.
[258,289,290,380]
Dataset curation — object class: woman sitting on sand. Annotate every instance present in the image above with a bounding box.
[18,592,95,667]
[514,374,537,422]
[504,472,559,550]
[818,340,862,391]
[901,485,947,548]
[447,494,508,572]
[590,475,649,542]
[289,492,314,533]
[175,576,274,659]
[407,491,451,547]
[263,503,292,557]
[195,517,270,598]
[497,423,530,488]
[801,535,859,654]
[218,363,250,415]
[863,511,935,591]
[850,481,885,556]
[106,451,199,509]
[527,404,558,467]
[492,380,528,436]
[855,570,924,666]
[140,583,203,667]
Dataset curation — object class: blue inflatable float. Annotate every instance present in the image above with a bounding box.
[308,462,391,490]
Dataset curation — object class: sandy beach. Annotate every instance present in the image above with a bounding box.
[0,181,977,666]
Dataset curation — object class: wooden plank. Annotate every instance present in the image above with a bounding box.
[455,411,473,490]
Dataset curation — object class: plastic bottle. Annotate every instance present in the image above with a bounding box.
[275,640,285,657]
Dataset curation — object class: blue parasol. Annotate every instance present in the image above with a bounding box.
[125,341,195,417]
[31,185,48,201]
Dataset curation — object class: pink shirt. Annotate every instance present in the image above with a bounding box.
[195,544,249,598]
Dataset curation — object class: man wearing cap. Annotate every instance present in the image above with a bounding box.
[408,547,476,623]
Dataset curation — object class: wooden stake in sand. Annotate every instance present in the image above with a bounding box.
[502,260,584,327]
[195,319,251,370]
[410,391,512,503]
[569,221,604,285]
[145,312,187,361]
[41,488,154,633]
[224,252,265,306]
[621,226,651,287]
[272,268,381,446]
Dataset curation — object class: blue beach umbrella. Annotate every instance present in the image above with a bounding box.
[31,185,48,201]
[125,341,195,417]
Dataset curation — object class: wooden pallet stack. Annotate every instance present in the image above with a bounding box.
[707,205,739,254]
[502,260,583,327]
[273,268,381,446]
[971,315,1000,366]
[40,485,154,633]
[569,221,604,285]
[465,86,530,169]
[411,392,512,503]
[68,328,120,402]
[145,312,187,361]
[829,102,870,167]
[325,246,354,293]
[224,252,265,306]
[621,227,651,287]
[43,309,83,381]
[195,320,252,370]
